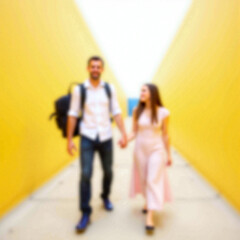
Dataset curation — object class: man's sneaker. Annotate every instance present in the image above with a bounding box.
[103,198,113,211]
[75,214,90,233]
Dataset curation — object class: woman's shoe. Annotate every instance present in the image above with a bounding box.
[145,225,155,234]
[142,209,148,214]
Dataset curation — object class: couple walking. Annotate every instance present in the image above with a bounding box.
[67,56,172,234]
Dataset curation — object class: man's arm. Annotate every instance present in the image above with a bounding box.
[66,85,80,155]
[67,116,78,155]
[114,114,127,148]
[110,84,128,148]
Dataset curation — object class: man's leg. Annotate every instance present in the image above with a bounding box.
[79,136,95,215]
[97,138,113,200]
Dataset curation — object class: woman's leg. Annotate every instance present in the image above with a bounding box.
[146,210,154,226]
[134,148,148,197]
[132,147,149,213]
[145,150,166,225]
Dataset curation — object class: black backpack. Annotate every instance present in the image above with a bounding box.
[49,82,112,138]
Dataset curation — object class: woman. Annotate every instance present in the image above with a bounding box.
[127,83,172,234]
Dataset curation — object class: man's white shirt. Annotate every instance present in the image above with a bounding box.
[67,79,121,142]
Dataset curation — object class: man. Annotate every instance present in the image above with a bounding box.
[67,56,127,233]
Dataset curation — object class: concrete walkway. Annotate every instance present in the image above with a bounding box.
[0,118,240,240]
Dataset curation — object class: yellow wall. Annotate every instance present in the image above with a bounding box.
[153,0,240,212]
[0,0,126,217]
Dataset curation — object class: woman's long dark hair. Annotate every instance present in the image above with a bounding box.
[135,83,164,124]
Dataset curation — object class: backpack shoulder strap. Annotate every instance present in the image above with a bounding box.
[80,83,86,113]
[104,82,112,113]
[104,82,111,98]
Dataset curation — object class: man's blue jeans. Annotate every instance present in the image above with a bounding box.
[79,135,113,215]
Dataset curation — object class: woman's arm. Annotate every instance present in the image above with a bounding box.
[127,108,138,142]
[162,116,172,166]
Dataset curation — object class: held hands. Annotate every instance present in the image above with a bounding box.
[166,155,173,166]
[118,134,128,149]
[67,140,77,156]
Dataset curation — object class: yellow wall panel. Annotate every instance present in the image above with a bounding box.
[153,0,240,212]
[0,0,126,217]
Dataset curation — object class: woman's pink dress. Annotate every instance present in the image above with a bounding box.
[129,106,172,211]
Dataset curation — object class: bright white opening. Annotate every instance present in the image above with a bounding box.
[75,0,192,98]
